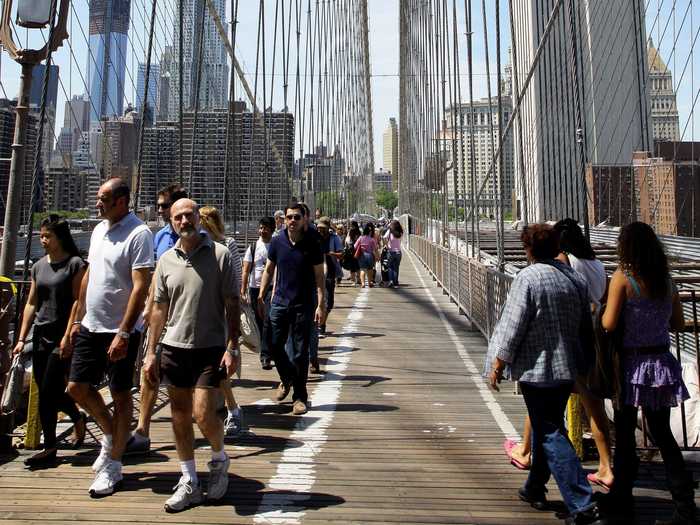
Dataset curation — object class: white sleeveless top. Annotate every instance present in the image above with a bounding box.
[568,253,606,307]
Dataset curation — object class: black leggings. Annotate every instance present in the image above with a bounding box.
[613,404,692,501]
[32,332,81,448]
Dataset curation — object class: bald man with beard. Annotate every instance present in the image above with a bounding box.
[143,198,240,512]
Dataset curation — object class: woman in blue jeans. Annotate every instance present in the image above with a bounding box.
[487,224,604,525]
[383,220,403,287]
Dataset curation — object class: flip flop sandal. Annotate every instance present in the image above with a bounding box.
[587,473,612,491]
[503,438,531,471]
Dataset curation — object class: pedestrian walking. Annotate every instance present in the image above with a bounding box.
[273,210,285,236]
[317,216,343,338]
[505,218,614,492]
[487,224,603,525]
[383,220,403,287]
[354,224,377,288]
[258,203,325,415]
[67,178,153,497]
[127,183,188,456]
[241,216,275,370]
[199,205,245,438]
[143,199,240,512]
[14,216,86,468]
[600,222,696,525]
[344,221,361,285]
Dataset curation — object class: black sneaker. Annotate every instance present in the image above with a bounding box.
[564,505,607,525]
[518,486,548,511]
[261,358,273,370]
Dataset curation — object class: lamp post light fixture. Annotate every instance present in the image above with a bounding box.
[0,0,69,279]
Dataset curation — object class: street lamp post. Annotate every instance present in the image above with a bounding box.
[0,0,69,279]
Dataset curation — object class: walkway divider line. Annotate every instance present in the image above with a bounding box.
[253,288,370,525]
[407,250,521,441]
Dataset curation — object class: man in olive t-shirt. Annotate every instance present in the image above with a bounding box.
[143,199,240,512]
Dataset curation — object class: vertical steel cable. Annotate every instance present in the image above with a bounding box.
[508,0,529,226]
[134,0,159,212]
[178,0,184,184]
[223,0,239,227]
[22,0,60,293]
[466,0,478,258]
[186,0,207,193]
[495,0,505,268]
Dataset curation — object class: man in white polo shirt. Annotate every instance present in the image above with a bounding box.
[67,178,154,497]
[143,198,240,513]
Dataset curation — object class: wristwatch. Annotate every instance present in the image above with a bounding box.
[226,346,240,358]
[117,330,130,340]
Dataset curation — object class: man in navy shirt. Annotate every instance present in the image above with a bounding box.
[258,203,325,415]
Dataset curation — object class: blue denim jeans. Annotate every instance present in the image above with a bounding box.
[388,251,402,285]
[286,289,319,361]
[269,303,313,402]
[520,381,594,515]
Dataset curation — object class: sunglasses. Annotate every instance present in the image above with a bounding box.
[286,214,302,220]
[158,202,172,209]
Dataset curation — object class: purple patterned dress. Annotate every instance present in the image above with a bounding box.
[621,277,689,409]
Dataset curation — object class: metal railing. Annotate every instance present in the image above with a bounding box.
[408,234,513,339]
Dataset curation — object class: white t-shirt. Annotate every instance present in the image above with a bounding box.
[568,253,607,307]
[83,212,154,333]
[243,238,270,289]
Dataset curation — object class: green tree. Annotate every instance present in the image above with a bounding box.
[33,210,89,228]
[375,189,398,215]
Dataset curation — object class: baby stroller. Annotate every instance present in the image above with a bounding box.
[379,247,390,286]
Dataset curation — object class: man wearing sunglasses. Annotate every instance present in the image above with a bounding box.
[258,203,325,416]
[125,183,187,456]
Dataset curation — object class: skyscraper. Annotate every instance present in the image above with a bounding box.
[382,118,398,190]
[168,0,229,120]
[136,62,160,115]
[29,64,59,109]
[648,39,681,142]
[87,0,131,123]
[510,0,651,223]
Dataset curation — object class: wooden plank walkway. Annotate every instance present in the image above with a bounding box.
[0,248,697,524]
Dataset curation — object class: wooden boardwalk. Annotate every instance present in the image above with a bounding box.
[0,249,697,524]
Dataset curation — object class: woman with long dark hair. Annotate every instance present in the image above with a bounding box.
[13,216,86,467]
[383,220,403,287]
[601,222,696,524]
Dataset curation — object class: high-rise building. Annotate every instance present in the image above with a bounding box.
[511,0,651,223]
[44,162,86,212]
[97,111,140,181]
[0,99,41,225]
[168,0,229,120]
[443,96,515,213]
[87,0,131,122]
[139,122,179,217]
[382,118,398,190]
[139,103,294,221]
[58,95,91,156]
[29,64,59,109]
[648,39,681,142]
[136,62,160,116]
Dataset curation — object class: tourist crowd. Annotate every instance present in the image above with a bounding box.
[12,177,403,512]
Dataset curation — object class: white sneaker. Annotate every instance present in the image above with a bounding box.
[206,455,230,500]
[88,460,122,497]
[91,447,111,473]
[164,478,203,513]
